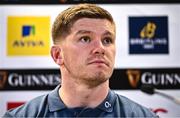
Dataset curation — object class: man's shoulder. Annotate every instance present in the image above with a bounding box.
[3,93,49,117]
[113,91,157,117]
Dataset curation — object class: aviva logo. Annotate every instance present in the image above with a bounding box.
[22,25,35,37]
[7,16,50,56]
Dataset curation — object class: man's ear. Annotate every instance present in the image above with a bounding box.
[51,45,63,65]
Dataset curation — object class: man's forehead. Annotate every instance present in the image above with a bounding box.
[72,18,113,26]
[71,18,115,35]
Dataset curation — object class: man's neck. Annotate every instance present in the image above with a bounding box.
[59,79,109,108]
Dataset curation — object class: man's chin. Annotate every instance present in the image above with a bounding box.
[83,74,110,88]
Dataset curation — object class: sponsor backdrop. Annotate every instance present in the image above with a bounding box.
[0,4,180,117]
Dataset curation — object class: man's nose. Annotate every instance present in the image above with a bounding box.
[91,40,105,55]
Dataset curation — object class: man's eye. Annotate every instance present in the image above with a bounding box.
[79,36,91,43]
[102,37,113,45]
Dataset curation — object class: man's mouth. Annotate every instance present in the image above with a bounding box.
[88,60,108,66]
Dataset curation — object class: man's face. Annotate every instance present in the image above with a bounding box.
[61,18,116,87]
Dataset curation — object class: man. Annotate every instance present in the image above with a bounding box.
[3,4,158,117]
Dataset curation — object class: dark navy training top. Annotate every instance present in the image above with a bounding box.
[3,85,158,117]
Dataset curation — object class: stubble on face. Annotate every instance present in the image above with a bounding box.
[80,69,113,88]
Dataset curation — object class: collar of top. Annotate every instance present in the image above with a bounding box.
[48,85,117,112]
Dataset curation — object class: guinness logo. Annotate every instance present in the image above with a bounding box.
[126,70,141,88]
[0,71,7,89]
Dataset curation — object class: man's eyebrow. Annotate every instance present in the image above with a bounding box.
[103,31,114,36]
[75,30,92,35]
[103,31,116,40]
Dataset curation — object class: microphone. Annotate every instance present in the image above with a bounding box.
[140,84,180,105]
